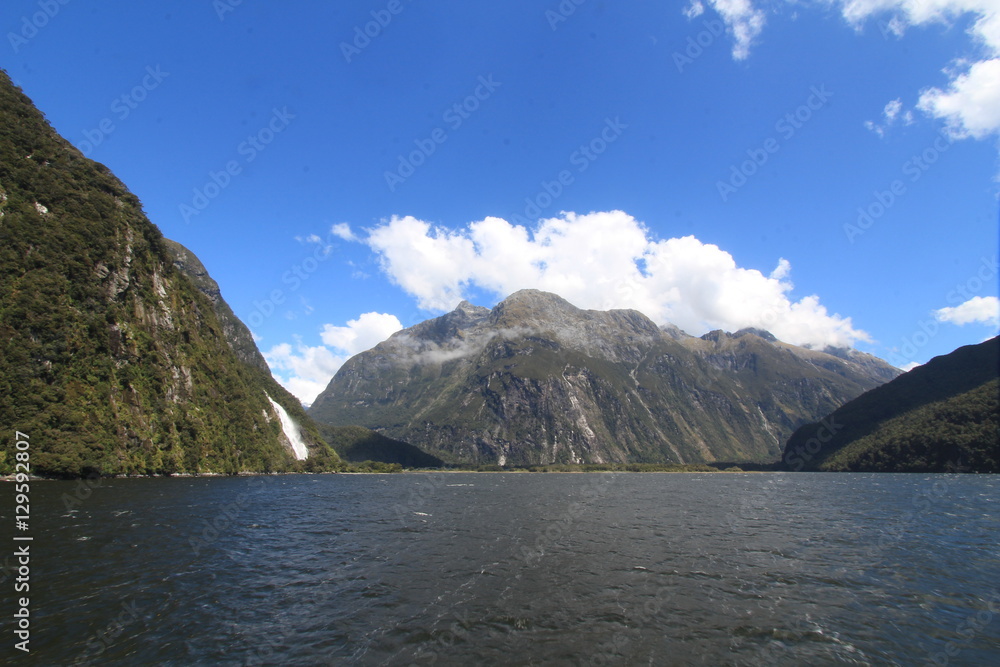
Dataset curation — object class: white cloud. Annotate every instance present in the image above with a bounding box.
[330,222,358,241]
[265,312,403,405]
[684,1,706,19]
[769,257,791,280]
[884,98,903,122]
[295,232,335,256]
[863,119,885,137]
[934,295,1000,326]
[362,211,871,349]
[918,58,1000,139]
[702,0,767,60]
[900,360,922,372]
[320,312,404,353]
[264,340,344,407]
[864,97,910,136]
[834,0,1000,138]
[704,1,1000,139]
[390,329,514,366]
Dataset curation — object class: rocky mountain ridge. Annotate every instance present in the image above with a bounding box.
[310,289,901,465]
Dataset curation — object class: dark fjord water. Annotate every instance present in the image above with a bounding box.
[8,473,1000,666]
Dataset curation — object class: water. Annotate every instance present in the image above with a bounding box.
[5,473,999,665]
[265,393,309,460]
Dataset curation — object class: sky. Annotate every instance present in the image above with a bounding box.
[3,0,998,405]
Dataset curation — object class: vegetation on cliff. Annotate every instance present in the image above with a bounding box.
[0,71,339,477]
[782,337,998,472]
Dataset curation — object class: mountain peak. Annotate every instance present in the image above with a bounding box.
[659,322,692,340]
[699,328,779,344]
[453,299,490,318]
[312,287,901,466]
[488,289,580,326]
[499,289,577,309]
[733,327,778,342]
[700,329,727,343]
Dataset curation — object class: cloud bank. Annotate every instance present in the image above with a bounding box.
[934,295,1000,327]
[365,210,869,349]
[268,212,875,404]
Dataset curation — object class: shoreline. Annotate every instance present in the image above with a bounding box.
[0,469,832,482]
[4,468,992,481]
[0,468,774,481]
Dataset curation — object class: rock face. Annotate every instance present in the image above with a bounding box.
[162,238,271,375]
[0,71,336,476]
[310,290,901,465]
[783,337,999,472]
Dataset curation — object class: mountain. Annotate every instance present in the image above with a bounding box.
[162,238,272,375]
[782,337,999,472]
[0,71,339,477]
[310,289,900,465]
[318,424,444,468]
[164,237,445,469]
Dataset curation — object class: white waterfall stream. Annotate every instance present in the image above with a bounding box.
[265,393,309,460]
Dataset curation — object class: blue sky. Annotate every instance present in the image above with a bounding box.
[3,0,998,404]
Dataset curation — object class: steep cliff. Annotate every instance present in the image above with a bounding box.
[0,71,338,476]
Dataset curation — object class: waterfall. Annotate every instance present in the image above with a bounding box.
[265,393,309,460]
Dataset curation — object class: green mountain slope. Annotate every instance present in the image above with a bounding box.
[782,337,999,472]
[164,237,420,470]
[0,71,338,476]
[310,290,900,465]
[162,238,272,375]
[318,424,444,467]
[161,238,338,469]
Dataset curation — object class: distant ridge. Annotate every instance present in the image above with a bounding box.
[782,337,999,472]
